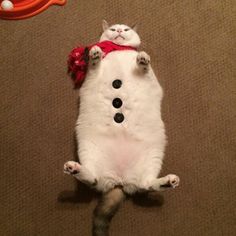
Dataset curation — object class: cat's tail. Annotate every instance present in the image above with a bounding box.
[92,187,126,236]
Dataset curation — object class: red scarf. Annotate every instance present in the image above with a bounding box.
[68,40,137,88]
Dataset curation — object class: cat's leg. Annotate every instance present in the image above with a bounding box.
[147,174,180,191]
[125,172,179,194]
[136,51,151,72]
[64,161,97,186]
[89,45,103,67]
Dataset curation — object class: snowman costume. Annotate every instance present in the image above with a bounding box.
[64,21,180,195]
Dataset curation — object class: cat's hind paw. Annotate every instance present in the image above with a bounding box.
[137,51,150,71]
[89,46,103,66]
[161,174,180,189]
[64,161,81,175]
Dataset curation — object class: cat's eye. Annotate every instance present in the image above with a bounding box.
[124,28,130,31]
[110,28,116,31]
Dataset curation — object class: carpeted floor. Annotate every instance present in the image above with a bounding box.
[0,1,235,235]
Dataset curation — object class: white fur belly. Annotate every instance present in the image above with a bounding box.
[76,51,165,182]
[88,134,143,175]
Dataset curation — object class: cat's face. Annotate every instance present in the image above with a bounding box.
[99,20,141,47]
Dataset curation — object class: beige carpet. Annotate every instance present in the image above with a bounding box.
[0,0,235,235]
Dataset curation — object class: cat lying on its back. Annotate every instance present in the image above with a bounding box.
[64,20,180,236]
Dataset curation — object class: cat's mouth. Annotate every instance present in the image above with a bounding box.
[114,35,125,40]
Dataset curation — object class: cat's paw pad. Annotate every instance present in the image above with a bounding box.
[64,161,81,175]
[160,174,180,189]
[89,46,102,64]
[167,174,180,188]
[137,51,150,69]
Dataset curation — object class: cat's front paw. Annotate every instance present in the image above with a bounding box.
[137,51,150,71]
[64,161,81,175]
[89,46,102,66]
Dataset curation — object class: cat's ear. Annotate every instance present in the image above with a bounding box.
[131,23,138,32]
[102,20,109,31]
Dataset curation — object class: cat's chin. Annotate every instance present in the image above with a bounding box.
[112,38,128,46]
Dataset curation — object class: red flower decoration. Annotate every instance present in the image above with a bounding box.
[68,40,137,88]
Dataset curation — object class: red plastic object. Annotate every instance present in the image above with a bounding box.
[0,0,66,20]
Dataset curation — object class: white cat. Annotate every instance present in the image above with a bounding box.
[64,20,180,236]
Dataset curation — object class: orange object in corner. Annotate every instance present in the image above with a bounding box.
[0,0,67,20]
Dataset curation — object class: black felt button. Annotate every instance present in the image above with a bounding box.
[112,79,122,89]
[112,98,123,108]
[114,113,124,123]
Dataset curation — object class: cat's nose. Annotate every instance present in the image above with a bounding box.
[117,29,123,33]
